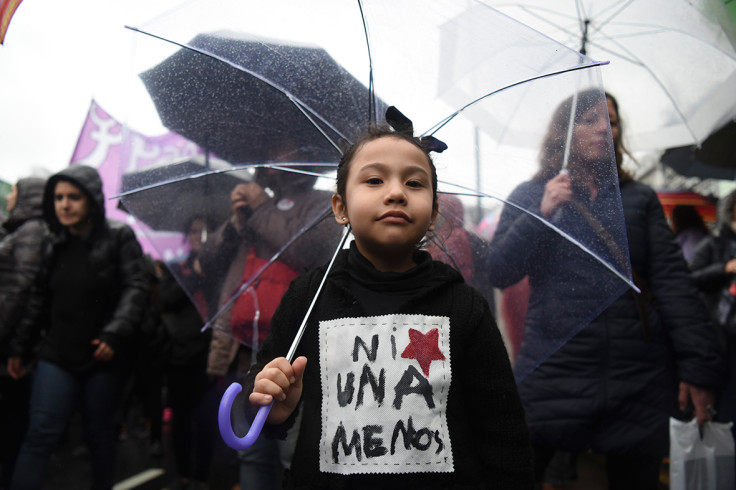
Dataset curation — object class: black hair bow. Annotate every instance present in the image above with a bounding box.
[385,106,448,154]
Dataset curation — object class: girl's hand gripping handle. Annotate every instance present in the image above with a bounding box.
[218,226,351,450]
[218,382,273,450]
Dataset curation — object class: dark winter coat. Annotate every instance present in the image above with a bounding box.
[689,189,736,341]
[492,177,723,457]
[248,248,534,489]
[487,177,630,378]
[9,165,149,372]
[159,256,211,367]
[0,177,46,362]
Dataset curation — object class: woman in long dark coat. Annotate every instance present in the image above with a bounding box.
[489,90,724,490]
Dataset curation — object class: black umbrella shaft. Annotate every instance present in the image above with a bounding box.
[580,19,590,55]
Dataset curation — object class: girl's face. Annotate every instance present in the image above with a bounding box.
[570,100,612,164]
[332,136,438,272]
[54,181,92,235]
[6,185,17,212]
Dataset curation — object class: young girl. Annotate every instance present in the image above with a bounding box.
[247,126,533,488]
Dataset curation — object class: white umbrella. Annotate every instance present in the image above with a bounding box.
[466,0,736,151]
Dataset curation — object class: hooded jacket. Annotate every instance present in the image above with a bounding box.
[0,177,47,359]
[9,165,149,372]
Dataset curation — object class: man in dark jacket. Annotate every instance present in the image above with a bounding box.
[0,176,46,489]
[7,164,148,490]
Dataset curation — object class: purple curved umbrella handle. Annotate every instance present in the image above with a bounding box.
[218,382,273,450]
[218,227,352,450]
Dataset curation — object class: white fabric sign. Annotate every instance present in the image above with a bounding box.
[319,314,453,475]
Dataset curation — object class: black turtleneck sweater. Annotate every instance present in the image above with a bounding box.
[346,242,440,315]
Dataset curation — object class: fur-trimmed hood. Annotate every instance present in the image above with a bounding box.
[3,177,45,233]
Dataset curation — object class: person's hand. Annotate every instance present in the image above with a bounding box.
[678,381,715,426]
[230,183,269,231]
[92,339,115,362]
[7,357,26,379]
[724,259,736,275]
[540,172,573,218]
[193,257,204,276]
[249,356,307,424]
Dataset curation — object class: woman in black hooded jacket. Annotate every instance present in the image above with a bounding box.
[7,165,148,490]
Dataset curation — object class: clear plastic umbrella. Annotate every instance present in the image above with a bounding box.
[117,0,636,449]
[479,0,736,151]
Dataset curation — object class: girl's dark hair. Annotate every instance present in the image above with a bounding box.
[336,125,438,206]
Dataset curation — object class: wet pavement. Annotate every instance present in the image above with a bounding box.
[22,404,667,490]
[40,407,240,490]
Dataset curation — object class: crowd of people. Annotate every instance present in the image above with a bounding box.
[0,89,733,490]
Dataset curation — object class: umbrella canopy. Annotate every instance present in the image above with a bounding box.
[119,155,252,233]
[121,0,635,386]
[656,190,717,224]
[660,120,736,180]
[139,32,385,164]
[476,0,736,152]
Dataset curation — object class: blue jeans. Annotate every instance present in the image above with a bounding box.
[10,361,125,490]
[237,407,301,490]
[237,433,281,490]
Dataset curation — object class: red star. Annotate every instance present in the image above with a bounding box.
[401,328,446,377]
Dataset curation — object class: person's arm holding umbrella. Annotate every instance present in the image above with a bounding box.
[197,181,269,280]
[230,182,270,232]
[487,175,571,289]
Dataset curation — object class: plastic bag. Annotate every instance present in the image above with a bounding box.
[669,417,735,490]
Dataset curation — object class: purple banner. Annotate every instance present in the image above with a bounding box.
[69,100,203,260]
